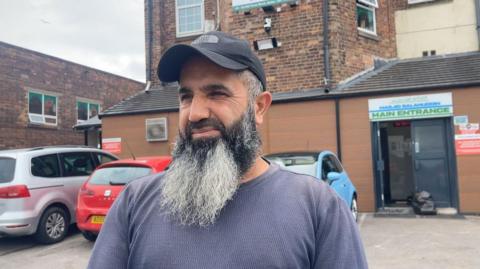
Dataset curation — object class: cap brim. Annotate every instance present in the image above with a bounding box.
[157,44,248,83]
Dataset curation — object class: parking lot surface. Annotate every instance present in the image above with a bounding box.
[360,214,480,269]
[1,214,479,269]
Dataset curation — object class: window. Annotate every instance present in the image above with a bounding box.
[31,154,61,178]
[28,91,58,126]
[176,0,204,37]
[89,166,152,185]
[0,158,16,183]
[357,0,377,35]
[60,152,95,177]
[321,155,342,181]
[93,152,118,166]
[77,100,100,123]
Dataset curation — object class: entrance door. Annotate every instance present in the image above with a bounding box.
[412,119,452,207]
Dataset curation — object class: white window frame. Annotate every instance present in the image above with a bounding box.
[146,118,168,142]
[356,2,377,36]
[176,0,205,38]
[28,90,58,126]
[358,0,378,8]
[76,98,101,124]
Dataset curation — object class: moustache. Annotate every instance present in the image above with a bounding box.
[185,118,227,140]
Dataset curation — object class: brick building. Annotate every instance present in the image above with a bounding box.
[0,41,144,150]
[147,0,404,91]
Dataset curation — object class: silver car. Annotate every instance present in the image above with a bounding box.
[0,146,117,244]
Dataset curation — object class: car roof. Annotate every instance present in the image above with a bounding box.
[0,146,112,158]
[98,156,172,172]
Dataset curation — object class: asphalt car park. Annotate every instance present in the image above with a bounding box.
[1,214,479,269]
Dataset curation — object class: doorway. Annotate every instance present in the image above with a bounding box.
[373,118,458,209]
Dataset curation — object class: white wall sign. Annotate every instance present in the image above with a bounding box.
[232,0,293,12]
[454,115,468,126]
[368,93,453,122]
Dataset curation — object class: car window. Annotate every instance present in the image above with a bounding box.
[328,155,344,173]
[60,152,95,177]
[31,154,61,178]
[94,153,117,166]
[89,166,152,185]
[0,157,16,183]
[321,155,338,180]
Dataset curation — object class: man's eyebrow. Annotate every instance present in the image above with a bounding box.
[178,87,192,95]
[201,84,233,94]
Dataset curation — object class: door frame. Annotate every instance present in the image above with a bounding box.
[371,117,460,210]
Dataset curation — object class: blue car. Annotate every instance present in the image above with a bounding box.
[264,151,358,222]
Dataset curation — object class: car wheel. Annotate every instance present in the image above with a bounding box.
[34,206,69,244]
[81,231,97,242]
[351,196,358,222]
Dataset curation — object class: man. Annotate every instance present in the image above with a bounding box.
[88,31,368,269]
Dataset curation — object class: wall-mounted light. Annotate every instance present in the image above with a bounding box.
[253,38,281,51]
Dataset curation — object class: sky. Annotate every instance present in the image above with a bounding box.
[0,0,146,82]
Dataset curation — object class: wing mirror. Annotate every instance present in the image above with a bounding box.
[326,172,341,184]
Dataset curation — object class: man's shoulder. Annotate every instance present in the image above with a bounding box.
[122,172,165,200]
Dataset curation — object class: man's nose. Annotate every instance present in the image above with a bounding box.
[188,96,210,123]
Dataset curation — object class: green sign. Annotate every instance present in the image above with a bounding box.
[232,0,294,12]
[368,93,453,122]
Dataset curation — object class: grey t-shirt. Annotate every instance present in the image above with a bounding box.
[88,163,368,269]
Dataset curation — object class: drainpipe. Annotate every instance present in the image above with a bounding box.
[322,0,341,160]
[322,0,331,92]
[475,0,480,49]
[335,99,342,162]
[146,0,153,84]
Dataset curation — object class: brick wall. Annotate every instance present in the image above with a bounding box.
[149,0,407,92]
[0,41,144,150]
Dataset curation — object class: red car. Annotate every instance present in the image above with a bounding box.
[76,156,172,241]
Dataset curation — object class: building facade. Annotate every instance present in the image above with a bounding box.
[0,41,144,150]
[100,0,480,214]
[396,0,480,59]
[147,0,403,90]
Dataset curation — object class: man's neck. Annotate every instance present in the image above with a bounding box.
[240,157,270,184]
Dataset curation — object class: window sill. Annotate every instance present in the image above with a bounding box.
[176,31,205,41]
[358,29,379,41]
[27,123,59,130]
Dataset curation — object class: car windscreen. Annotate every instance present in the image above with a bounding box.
[88,166,153,185]
[0,157,16,183]
[265,155,318,177]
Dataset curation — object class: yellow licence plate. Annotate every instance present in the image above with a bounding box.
[91,215,105,224]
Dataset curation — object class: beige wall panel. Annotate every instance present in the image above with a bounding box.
[452,87,480,212]
[102,112,179,159]
[264,101,337,154]
[339,97,375,211]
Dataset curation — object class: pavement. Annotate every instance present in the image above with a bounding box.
[1,214,479,268]
[359,214,480,269]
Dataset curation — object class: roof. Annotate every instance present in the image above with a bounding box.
[100,51,480,116]
[338,51,480,93]
[100,85,179,117]
[73,115,101,130]
[99,156,172,172]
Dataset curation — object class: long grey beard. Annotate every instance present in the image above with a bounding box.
[160,140,240,227]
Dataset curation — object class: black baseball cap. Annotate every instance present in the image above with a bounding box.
[157,31,267,90]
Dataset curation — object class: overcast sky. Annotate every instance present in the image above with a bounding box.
[0,0,146,82]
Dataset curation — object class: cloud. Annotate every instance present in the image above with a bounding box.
[0,0,146,82]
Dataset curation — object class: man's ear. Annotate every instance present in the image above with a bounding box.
[254,91,272,125]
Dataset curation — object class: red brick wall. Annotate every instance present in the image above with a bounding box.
[0,42,144,150]
[149,0,404,92]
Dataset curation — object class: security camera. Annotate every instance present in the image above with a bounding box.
[264,18,272,32]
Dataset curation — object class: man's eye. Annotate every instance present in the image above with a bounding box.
[209,91,228,98]
[179,95,192,102]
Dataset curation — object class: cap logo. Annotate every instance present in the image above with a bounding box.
[192,34,219,45]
